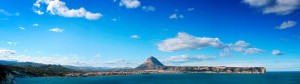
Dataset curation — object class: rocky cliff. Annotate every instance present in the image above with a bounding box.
[135,56,266,73]
[165,66,266,73]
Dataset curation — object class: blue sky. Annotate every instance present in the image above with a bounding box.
[0,0,300,71]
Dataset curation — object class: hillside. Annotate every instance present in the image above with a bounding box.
[135,56,166,70]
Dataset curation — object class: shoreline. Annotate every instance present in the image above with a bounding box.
[17,71,299,79]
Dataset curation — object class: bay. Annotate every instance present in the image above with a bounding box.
[16,72,300,84]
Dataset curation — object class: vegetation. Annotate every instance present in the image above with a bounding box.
[0,64,82,77]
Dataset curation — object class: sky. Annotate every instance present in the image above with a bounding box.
[0,0,300,71]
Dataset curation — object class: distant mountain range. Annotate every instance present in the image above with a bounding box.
[0,60,133,73]
[0,61,80,77]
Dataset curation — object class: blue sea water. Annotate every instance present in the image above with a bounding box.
[16,72,300,84]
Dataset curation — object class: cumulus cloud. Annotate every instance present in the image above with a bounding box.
[272,50,283,55]
[158,32,223,52]
[243,0,300,15]
[0,9,20,16]
[276,20,297,29]
[119,0,141,9]
[131,35,140,39]
[243,0,272,7]
[169,13,184,19]
[33,0,102,20]
[49,28,63,32]
[166,55,216,63]
[142,6,155,12]
[158,32,264,56]
[220,41,264,56]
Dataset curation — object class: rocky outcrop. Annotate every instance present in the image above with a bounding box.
[0,65,15,84]
[135,56,166,70]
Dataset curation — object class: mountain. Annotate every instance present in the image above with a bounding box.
[135,56,166,70]
[0,60,82,77]
[63,65,115,71]
[0,60,132,72]
[0,60,44,67]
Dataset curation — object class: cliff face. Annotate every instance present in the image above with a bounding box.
[135,56,266,73]
[0,65,15,84]
[165,66,266,73]
[135,56,166,70]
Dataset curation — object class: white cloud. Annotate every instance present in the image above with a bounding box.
[169,13,184,19]
[276,20,297,29]
[220,41,264,56]
[219,51,232,57]
[243,0,271,7]
[158,32,223,52]
[158,32,264,56]
[187,8,194,11]
[7,42,17,46]
[0,49,16,54]
[0,54,84,66]
[119,0,141,9]
[103,59,138,67]
[33,0,102,20]
[49,28,63,32]
[104,59,132,65]
[131,35,140,39]
[142,6,155,12]
[166,55,216,63]
[0,9,20,16]
[244,48,264,54]
[34,10,44,15]
[0,48,136,67]
[243,0,300,15]
[32,23,39,27]
[19,27,25,30]
[272,50,283,55]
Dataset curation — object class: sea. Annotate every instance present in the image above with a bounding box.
[15,72,300,84]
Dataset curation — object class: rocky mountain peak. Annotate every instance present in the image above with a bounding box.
[135,56,165,70]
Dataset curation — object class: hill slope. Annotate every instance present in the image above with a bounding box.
[135,56,166,70]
